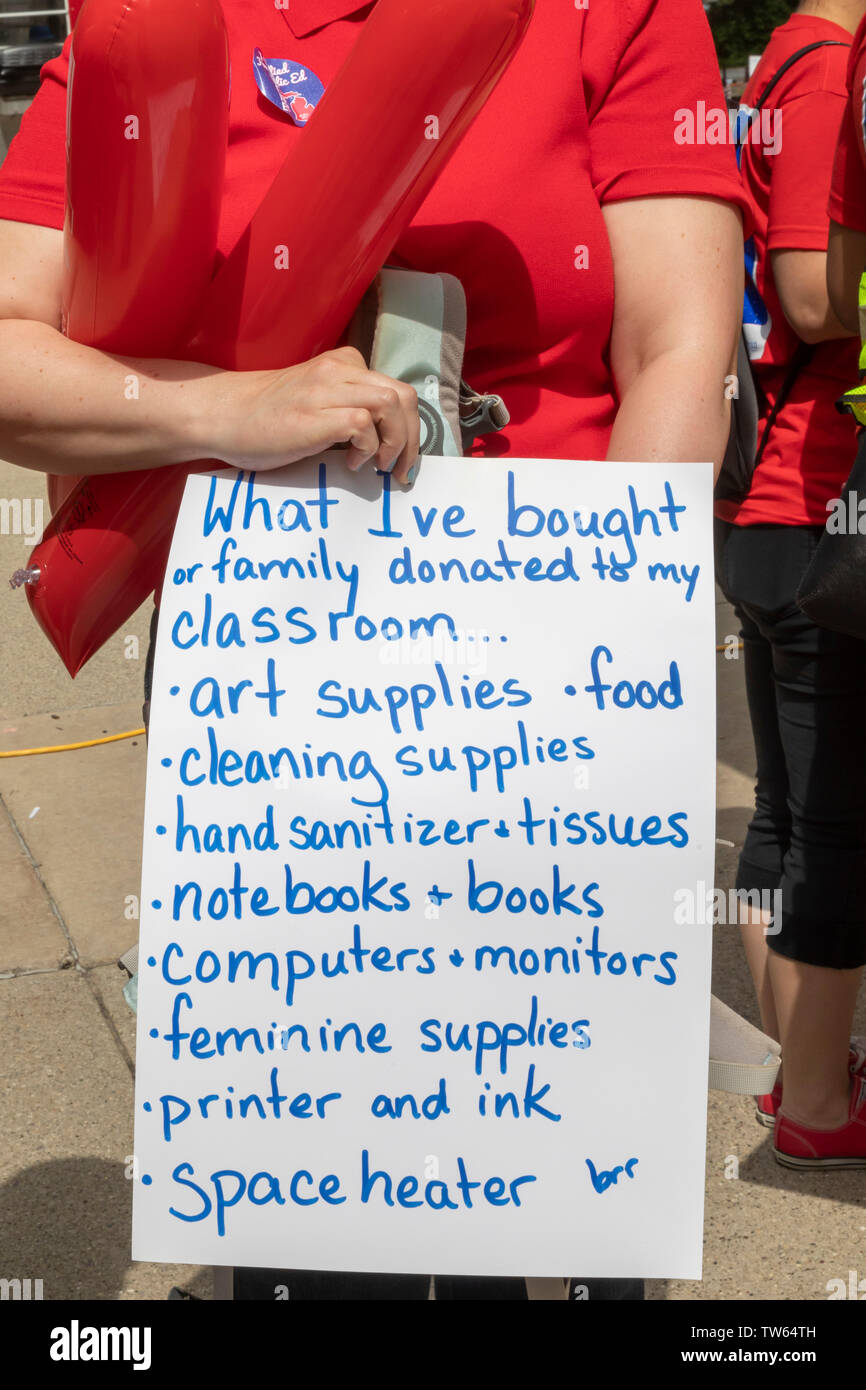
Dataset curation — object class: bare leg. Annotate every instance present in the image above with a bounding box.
[767,951,862,1128]
[738,908,780,1043]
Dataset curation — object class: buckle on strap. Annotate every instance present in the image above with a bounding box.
[459,378,510,447]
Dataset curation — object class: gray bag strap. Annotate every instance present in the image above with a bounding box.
[348,266,510,457]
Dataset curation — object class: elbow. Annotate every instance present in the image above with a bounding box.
[782,305,839,346]
[826,283,861,337]
[790,319,829,347]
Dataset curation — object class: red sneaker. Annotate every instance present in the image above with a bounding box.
[774,1074,866,1170]
[753,1038,866,1129]
[755,1081,782,1129]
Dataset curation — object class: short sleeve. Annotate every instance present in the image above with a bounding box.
[767,89,846,250]
[0,38,70,229]
[828,18,866,233]
[584,0,749,219]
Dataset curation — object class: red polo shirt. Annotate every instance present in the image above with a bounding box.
[0,0,746,462]
[829,14,866,231]
[714,15,859,528]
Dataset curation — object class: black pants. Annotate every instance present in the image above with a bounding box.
[715,519,866,968]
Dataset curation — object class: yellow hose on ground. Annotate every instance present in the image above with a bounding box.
[0,728,145,756]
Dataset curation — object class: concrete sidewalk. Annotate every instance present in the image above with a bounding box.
[1,459,864,1302]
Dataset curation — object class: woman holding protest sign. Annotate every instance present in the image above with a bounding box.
[0,0,746,1296]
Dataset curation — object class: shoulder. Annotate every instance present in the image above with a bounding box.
[750,22,852,105]
[0,35,71,229]
[583,0,721,111]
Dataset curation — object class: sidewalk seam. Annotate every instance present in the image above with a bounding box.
[83,970,135,1081]
[0,789,135,1079]
[0,788,80,965]
[0,957,131,978]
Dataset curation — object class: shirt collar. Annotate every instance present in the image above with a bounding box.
[281,0,375,38]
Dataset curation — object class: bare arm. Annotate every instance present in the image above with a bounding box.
[602,196,743,478]
[0,220,420,481]
[771,245,855,345]
[827,219,866,335]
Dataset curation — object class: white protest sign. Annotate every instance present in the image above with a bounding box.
[131,456,715,1278]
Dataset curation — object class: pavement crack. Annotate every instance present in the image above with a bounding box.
[0,789,135,1078]
[83,968,136,1081]
[0,787,80,967]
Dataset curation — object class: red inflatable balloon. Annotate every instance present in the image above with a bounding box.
[27,0,534,677]
[62,0,228,356]
[28,0,229,667]
[46,471,77,517]
[48,0,228,517]
[44,0,228,517]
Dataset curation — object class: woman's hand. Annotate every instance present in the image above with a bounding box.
[205,346,421,483]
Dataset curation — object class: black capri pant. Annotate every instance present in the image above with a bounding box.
[715,517,866,969]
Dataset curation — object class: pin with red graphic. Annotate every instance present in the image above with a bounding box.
[253,48,324,125]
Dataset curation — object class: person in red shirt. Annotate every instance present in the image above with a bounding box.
[717,16,862,529]
[0,0,746,1295]
[828,14,866,320]
[715,0,866,1173]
